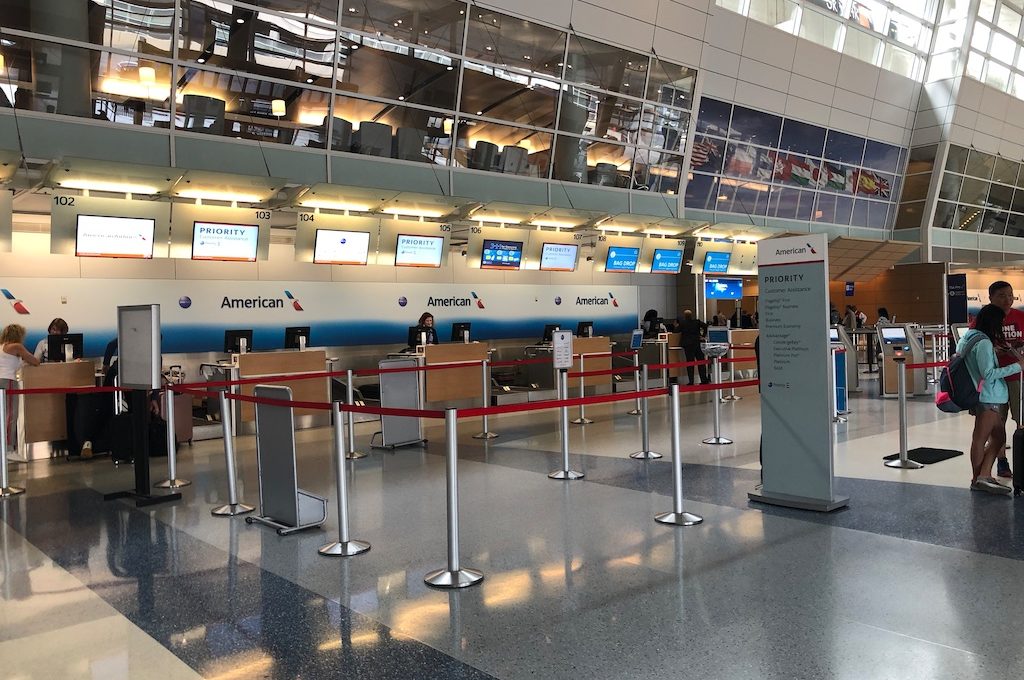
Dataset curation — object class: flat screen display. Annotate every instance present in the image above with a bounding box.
[75,214,156,259]
[651,248,683,274]
[705,278,743,300]
[313,229,371,265]
[395,233,445,268]
[703,251,732,273]
[480,239,523,270]
[829,328,840,342]
[880,327,908,343]
[192,221,259,262]
[539,243,578,272]
[605,246,640,272]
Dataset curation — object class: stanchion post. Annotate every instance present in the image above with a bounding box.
[655,384,702,526]
[320,401,370,556]
[473,360,498,439]
[549,369,585,479]
[345,369,367,459]
[885,357,923,469]
[156,386,191,489]
[629,365,663,459]
[722,348,741,402]
[627,352,642,416]
[570,353,593,425]
[425,409,484,588]
[0,388,25,498]
[702,356,733,445]
[211,391,255,516]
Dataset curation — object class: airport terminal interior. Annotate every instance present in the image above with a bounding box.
[5,0,1024,678]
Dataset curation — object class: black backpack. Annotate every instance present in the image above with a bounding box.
[936,333,986,413]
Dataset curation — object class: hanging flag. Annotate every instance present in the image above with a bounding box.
[690,137,720,169]
[825,163,846,192]
[726,144,755,176]
[790,156,814,186]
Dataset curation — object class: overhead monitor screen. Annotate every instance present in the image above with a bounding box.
[313,229,371,265]
[395,233,445,268]
[880,327,908,343]
[192,221,259,262]
[75,214,156,259]
[605,246,640,273]
[539,243,579,272]
[704,277,743,300]
[480,239,523,270]
[651,248,683,274]
[703,251,732,273]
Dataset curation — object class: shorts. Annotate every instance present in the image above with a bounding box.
[971,402,1008,416]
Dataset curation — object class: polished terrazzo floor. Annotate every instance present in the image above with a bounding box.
[4,372,1024,679]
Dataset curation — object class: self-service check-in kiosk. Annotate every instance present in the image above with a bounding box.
[950,323,969,346]
[831,325,859,393]
[877,325,927,397]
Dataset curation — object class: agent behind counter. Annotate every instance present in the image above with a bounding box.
[407,312,439,349]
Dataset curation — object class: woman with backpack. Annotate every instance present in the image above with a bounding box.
[959,304,1024,494]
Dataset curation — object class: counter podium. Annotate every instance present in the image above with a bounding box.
[570,337,613,388]
[424,343,490,402]
[237,350,329,422]
[16,361,97,461]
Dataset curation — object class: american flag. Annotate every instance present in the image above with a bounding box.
[690,138,719,169]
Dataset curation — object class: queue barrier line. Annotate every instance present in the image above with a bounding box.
[459,387,669,419]
[567,366,640,379]
[905,361,946,370]
[648,360,711,371]
[719,356,758,365]
[5,384,130,396]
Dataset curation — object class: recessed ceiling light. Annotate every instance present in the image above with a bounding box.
[524,55,531,60]
[349,7,357,11]
[236,18,244,24]
[197,57,206,63]
[476,111,482,115]
[446,65,453,70]
[485,46,492,51]
[305,77,314,83]
[398,95,405,100]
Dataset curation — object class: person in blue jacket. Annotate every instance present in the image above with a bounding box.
[958,304,1024,494]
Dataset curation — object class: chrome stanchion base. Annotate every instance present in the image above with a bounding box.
[627,408,642,416]
[570,416,593,425]
[884,458,924,469]
[472,431,499,440]
[702,436,733,445]
[548,469,585,480]
[424,567,484,589]
[0,486,25,498]
[345,450,368,460]
[629,450,663,460]
[721,395,742,402]
[319,539,371,557]
[155,478,192,489]
[832,415,848,424]
[655,511,703,526]
[211,502,255,516]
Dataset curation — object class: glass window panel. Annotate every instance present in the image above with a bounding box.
[748,0,800,32]
[722,143,775,180]
[901,172,933,202]
[989,182,1013,209]
[858,199,889,228]
[853,169,895,199]
[971,22,991,51]
[895,201,926,228]
[966,50,985,78]
[460,60,558,129]
[717,180,770,216]
[178,1,337,85]
[985,60,1011,90]
[696,97,731,136]
[728,105,782,145]
[854,0,890,33]
[564,35,648,95]
[176,66,325,145]
[941,0,970,21]
[769,187,798,219]
[780,119,826,156]
[818,162,858,194]
[551,135,632,186]
[463,8,566,78]
[978,0,997,23]
[1,0,175,53]
[685,173,720,211]
[647,59,697,110]
[887,12,923,49]
[862,139,901,172]
[0,35,173,127]
[331,98,453,161]
[813,192,848,223]
[932,200,957,229]
[799,8,843,51]
[980,210,1009,234]
[937,173,963,201]
[715,0,745,12]
[824,130,865,164]
[555,87,643,144]
[689,135,726,173]
[965,149,995,178]
[340,0,466,54]
[771,152,819,188]
[998,5,1023,35]
[935,23,964,52]
[899,0,932,20]
[882,43,917,77]
[990,31,1017,64]
[1005,212,1024,238]
[917,26,934,52]
[1012,72,1024,98]
[633,149,683,193]
[1013,188,1024,212]
[243,1,340,23]
[641,105,688,152]
[452,119,552,177]
[959,177,990,204]
[944,144,968,173]
[993,157,1020,184]
[844,26,882,64]
[331,37,459,109]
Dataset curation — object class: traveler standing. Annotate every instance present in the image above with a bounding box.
[1,324,41,453]
[843,305,857,332]
[677,310,710,385]
[981,281,1024,477]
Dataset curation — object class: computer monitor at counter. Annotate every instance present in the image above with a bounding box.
[576,321,594,338]
[47,333,84,362]
[284,326,310,349]
[224,329,253,354]
[450,322,471,343]
[541,324,560,343]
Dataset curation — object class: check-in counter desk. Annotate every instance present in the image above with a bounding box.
[728,329,759,377]
[16,361,97,461]
[423,343,490,403]
[569,337,613,393]
[215,350,330,434]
